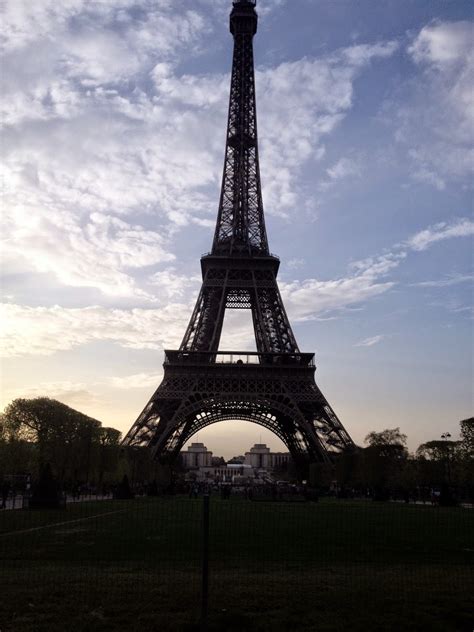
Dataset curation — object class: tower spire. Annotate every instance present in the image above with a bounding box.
[212,0,268,256]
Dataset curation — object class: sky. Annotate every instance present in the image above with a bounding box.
[1,0,473,459]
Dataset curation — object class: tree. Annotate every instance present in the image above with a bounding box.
[458,418,474,501]
[211,456,226,467]
[362,427,408,500]
[416,440,460,463]
[98,427,122,484]
[460,418,474,456]
[416,440,452,491]
[334,448,362,494]
[365,427,407,456]
[0,411,37,479]
[2,398,102,481]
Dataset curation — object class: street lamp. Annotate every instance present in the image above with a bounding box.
[441,432,452,484]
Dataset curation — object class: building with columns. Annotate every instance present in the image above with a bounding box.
[180,442,291,480]
[181,442,213,469]
[245,444,291,470]
[244,443,271,468]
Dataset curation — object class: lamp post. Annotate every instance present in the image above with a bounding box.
[441,432,452,484]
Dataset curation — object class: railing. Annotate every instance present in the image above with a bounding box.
[164,350,315,367]
[201,252,280,260]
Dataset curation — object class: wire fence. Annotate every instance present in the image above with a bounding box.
[1,488,473,631]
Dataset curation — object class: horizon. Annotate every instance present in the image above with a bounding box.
[1,0,473,458]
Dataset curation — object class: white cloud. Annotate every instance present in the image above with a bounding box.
[408,21,473,66]
[198,0,287,19]
[107,373,163,389]
[395,20,474,188]
[257,41,398,214]
[326,157,361,181]
[4,381,100,408]
[319,156,362,191]
[287,258,304,269]
[0,303,190,357]
[1,202,175,298]
[1,1,206,58]
[1,15,400,298]
[406,218,474,251]
[2,214,472,358]
[281,271,394,322]
[410,163,446,191]
[0,300,258,358]
[355,335,385,347]
[412,273,474,288]
[281,216,473,322]
[148,268,201,301]
[281,254,406,322]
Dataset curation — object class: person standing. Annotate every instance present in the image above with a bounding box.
[1,480,11,509]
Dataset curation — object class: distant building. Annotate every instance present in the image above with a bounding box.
[180,442,291,482]
[245,444,291,469]
[245,444,271,468]
[181,443,212,469]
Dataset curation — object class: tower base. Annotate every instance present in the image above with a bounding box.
[123,351,354,469]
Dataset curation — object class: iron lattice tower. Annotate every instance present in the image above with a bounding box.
[123,0,354,471]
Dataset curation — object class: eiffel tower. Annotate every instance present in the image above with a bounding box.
[123,0,354,471]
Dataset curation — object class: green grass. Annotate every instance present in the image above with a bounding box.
[1,497,473,631]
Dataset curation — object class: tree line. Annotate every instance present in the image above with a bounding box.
[312,421,473,504]
[0,397,165,493]
[1,397,472,502]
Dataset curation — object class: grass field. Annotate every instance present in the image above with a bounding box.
[1,496,473,631]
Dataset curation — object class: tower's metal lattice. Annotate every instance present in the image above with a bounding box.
[123,0,355,470]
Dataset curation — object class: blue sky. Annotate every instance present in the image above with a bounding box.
[1,0,472,458]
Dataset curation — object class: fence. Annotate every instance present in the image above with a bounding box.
[0,490,473,631]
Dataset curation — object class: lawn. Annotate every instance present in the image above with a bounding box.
[0,497,473,631]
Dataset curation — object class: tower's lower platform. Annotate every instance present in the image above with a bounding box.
[122,351,354,469]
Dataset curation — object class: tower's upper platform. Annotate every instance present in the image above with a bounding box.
[230,1,258,36]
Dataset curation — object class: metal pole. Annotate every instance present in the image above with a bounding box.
[200,493,210,630]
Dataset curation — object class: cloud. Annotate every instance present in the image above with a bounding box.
[428,298,473,316]
[107,373,163,389]
[408,20,473,66]
[393,20,474,188]
[4,381,100,408]
[282,254,405,322]
[3,213,472,358]
[412,273,474,288]
[0,300,258,358]
[410,163,446,191]
[326,157,361,181]
[1,1,207,58]
[256,41,398,214]
[318,156,361,191]
[198,0,287,19]
[1,1,216,298]
[355,335,385,347]
[148,268,201,301]
[287,258,304,269]
[281,216,473,322]
[2,207,175,298]
[406,218,474,251]
[0,303,190,357]
[1,11,400,299]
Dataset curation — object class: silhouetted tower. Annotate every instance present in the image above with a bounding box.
[123,0,354,471]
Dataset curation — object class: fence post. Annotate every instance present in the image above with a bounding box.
[200,492,210,630]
